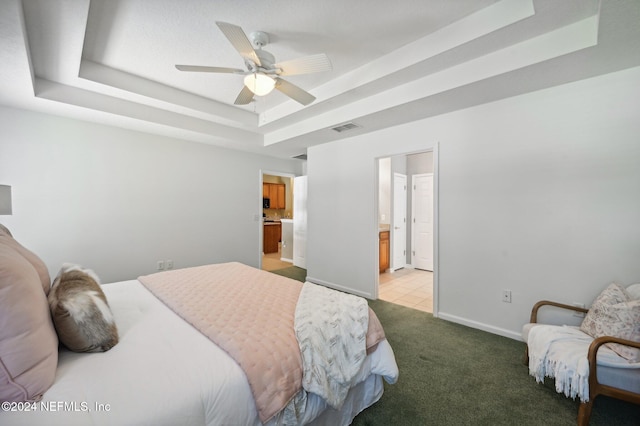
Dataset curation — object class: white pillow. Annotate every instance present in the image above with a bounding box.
[626,283,640,300]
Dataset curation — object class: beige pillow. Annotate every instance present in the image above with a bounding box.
[580,282,640,362]
[0,241,58,402]
[0,228,51,295]
[0,224,11,237]
[48,264,118,352]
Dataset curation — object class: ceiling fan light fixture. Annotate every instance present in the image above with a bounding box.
[177,22,329,105]
[244,73,275,96]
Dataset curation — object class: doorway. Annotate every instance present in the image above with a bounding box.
[377,150,436,313]
[260,171,295,271]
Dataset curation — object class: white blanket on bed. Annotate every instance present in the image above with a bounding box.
[294,282,369,409]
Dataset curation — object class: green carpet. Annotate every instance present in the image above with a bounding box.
[269,267,640,425]
[269,265,307,282]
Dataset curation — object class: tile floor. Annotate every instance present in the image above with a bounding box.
[379,268,433,313]
[261,244,292,271]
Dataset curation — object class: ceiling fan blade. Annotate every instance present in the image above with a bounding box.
[175,65,245,74]
[274,53,332,76]
[215,21,262,67]
[234,85,255,105]
[274,78,316,106]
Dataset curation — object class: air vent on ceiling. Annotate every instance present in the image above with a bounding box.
[293,153,307,160]
[331,122,361,133]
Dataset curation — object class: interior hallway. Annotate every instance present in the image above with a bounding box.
[379,268,433,313]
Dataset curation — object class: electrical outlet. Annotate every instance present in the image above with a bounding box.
[166,260,173,270]
[573,302,586,318]
[502,290,512,303]
[157,260,165,271]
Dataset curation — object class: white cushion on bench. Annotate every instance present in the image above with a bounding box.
[523,323,640,396]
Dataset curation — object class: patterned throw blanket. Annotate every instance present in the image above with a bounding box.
[139,262,386,423]
[295,282,370,409]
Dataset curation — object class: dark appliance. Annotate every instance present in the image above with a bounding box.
[263,198,270,209]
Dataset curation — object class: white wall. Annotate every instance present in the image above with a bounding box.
[0,107,302,282]
[407,152,433,175]
[306,66,640,339]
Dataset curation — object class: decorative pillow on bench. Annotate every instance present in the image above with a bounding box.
[580,282,640,362]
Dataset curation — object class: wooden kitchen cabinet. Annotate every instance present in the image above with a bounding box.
[274,184,285,209]
[379,231,390,273]
[263,183,286,209]
[264,222,282,254]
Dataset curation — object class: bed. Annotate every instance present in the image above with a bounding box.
[1,229,398,426]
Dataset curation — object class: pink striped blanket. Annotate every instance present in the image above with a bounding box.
[138,262,385,423]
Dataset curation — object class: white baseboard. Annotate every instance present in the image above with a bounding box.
[305,276,374,299]
[390,264,410,272]
[437,312,523,341]
[280,257,293,263]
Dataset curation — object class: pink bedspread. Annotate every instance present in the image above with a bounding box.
[139,262,301,422]
[138,262,385,423]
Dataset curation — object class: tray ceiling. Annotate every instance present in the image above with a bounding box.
[1,0,639,159]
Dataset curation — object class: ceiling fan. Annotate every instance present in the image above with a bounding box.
[175,22,332,106]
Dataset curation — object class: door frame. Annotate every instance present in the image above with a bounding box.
[259,170,296,269]
[375,144,440,316]
[392,173,407,271]
[292,176,308,268]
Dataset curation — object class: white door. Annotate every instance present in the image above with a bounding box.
[392,173,407,270]
[293,176,307,268]
[412,173,434,271]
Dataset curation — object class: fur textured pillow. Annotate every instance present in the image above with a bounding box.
[48,264,119,352]
[580,282,640,362]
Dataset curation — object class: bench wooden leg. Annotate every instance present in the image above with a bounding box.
[577,400,593,426]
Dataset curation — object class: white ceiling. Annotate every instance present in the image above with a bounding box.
[1,0,639,159]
